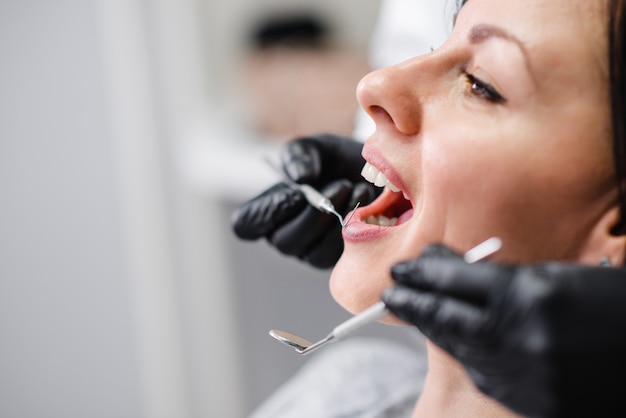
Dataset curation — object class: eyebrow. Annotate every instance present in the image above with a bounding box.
[468,24,536,85]
[469,24,525,49]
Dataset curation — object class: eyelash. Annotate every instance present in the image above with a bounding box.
[464,73,506,104]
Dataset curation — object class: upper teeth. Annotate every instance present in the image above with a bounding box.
[361,162,401,193]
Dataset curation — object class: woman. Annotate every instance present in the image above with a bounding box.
[329,0,626,416]
[236,0,626,416]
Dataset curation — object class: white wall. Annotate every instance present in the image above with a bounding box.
[0,0,198,416]
[0,0,382,417]
[0,1,147,417]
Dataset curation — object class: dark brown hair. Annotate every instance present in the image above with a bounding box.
[609,0,626,234]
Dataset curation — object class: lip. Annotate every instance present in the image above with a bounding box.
[343,194,413,242]
[342,144,413,243]
[362,144,410,197]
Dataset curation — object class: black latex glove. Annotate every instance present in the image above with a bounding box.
[382,244,626,418]
[231,134,379,268]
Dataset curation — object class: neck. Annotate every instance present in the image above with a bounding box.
[412,341,522,418]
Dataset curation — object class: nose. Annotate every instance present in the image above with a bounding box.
[356,56,436,136]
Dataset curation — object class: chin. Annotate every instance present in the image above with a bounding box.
[329,245,407,325]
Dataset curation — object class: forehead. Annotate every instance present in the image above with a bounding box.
[455,0,608,83]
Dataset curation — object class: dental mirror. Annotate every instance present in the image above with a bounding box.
[269,330,313,351]
[269,237,502,355]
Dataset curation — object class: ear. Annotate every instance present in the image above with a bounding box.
[578,206,626,266]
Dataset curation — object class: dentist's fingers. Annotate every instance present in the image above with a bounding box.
[281,134,367,186]
[302,223,344,269]
[231,183,306,240]
[269,180,352,260]
[391,250,511,306]
[382,285,489,344]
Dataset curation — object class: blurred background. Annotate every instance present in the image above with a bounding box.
[0,0,425,417]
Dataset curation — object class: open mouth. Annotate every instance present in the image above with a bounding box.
[360,162,413,227]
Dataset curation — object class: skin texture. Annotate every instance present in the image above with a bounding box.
[329,0,626,416]
[332,0,620,316]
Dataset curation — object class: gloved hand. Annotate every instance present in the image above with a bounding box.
[231,134,379,268]
[382,244,626,418]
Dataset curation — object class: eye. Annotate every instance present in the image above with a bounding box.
[465,73,506,104]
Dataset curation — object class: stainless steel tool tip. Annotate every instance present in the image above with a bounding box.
[269,329,313,351]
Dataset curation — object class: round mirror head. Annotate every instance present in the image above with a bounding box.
[269,329,313,351]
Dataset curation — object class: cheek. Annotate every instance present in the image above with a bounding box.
[420,138,553,249]
[420,140,502,219]
[422,133,610,261]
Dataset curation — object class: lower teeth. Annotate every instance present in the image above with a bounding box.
[365,215,398,226]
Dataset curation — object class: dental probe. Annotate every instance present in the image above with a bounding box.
[264,157,359,227]
[269,237,503,356]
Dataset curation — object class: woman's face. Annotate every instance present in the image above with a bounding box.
[331,0,618,317]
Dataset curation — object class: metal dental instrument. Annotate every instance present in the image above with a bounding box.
[264,157,360,227]
[269,237,503,356]
[270,301,389,356]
